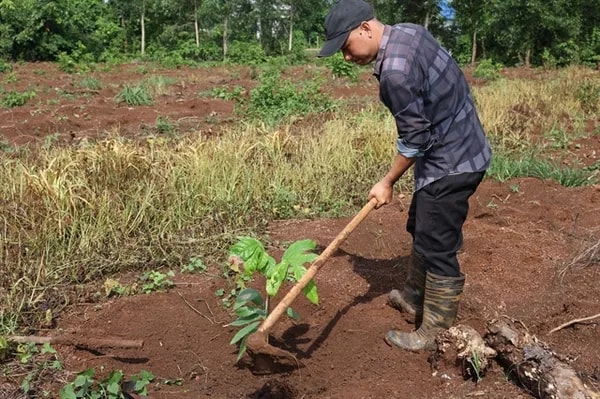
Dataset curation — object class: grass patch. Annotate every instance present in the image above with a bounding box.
[114,85,153,105]
[488,149,598,186]
[77,76,102,91]
[0,107,396,329]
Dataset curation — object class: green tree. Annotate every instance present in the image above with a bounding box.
[451,0,487,66]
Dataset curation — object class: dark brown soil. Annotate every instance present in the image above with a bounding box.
[1,63,599,399]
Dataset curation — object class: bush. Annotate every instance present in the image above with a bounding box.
[227,41,265,65]
[473,59,503,81]
[325,53,358,82]
[245,68,334,125]
[0,60,12,73]
[1,90,37,108]
[546,40,580,68]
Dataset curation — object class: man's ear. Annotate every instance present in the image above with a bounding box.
[359,21,373,37]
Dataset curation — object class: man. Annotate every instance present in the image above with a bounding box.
[319,0,492,351]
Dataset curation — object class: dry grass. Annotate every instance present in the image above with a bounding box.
[559,236,600,280]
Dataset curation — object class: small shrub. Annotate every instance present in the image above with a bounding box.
[59,368,154,399]
[140,270,174,293]
[473,59,503,81]
[325,53,358,81]
[0,60,12,73]
[227,237,319,360]
[57,52,77,74]
[227,41,265,65]
[245,68,334,124]
[1,90,37,108]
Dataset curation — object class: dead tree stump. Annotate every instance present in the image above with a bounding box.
[430,324,497,381]
[484,319,599,399]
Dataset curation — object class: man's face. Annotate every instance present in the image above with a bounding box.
[341,23,377,65]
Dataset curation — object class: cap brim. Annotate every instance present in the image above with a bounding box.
[318,31,350,57]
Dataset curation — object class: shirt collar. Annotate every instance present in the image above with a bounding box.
[373,24,392,78]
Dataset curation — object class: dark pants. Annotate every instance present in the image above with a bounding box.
[406,172,485,277]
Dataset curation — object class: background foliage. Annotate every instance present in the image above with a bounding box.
[0,0,598,67]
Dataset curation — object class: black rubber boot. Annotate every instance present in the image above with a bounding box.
[388,249,427,326]
[385,271,465,352]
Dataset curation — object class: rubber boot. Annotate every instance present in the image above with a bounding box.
[385,272,465,352]
[388,249,427,326]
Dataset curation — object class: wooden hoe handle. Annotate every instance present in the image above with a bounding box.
[256,198,378,335]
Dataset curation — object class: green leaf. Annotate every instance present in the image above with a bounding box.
[234,305,266,318]
[59,384,76,399]
[233,288,264,310]
[292,264,319,305]
[230,236,275,275]
[41,342,56,354]
[286,307,300,320]
[226,311,265,327]
[106,381,120,396]
[230,320,261,345]
[106,370,123,385]
[266,261,288,296]
[281,239,318,274]
[236,337,249,362]
[303,279,319,305]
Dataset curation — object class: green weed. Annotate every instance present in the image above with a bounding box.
[0,60,13,73]
[78,76,102,91]
[59,368,154,399]
[467,349,483,383]
[140,270,175,293]
[181,257,207,274]
[1,89,37,108]
[155,116,177,134]
[324,53,359,81]
[245,68,335,125]
[204,85,245,101]
[114,85,153,105]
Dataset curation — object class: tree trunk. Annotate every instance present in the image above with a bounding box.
[288,9,293,52]
[223,15,228,60]
[525,47,531,68]
[471,30,477,67]
[121,16,128,52]
[194,0,200,48]
[140,0,146,56]
[485,319,600,399]
[424,10,430,30]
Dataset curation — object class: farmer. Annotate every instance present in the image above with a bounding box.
[319,0,491,351]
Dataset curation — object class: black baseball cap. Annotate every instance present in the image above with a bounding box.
[318,0,374,57]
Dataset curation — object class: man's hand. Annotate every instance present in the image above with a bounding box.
[368,180,394,209]
[368,154,415,208]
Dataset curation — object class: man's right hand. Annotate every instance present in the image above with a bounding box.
[368,180,394,208]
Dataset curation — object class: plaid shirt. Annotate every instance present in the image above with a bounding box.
[373,23,491,191]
